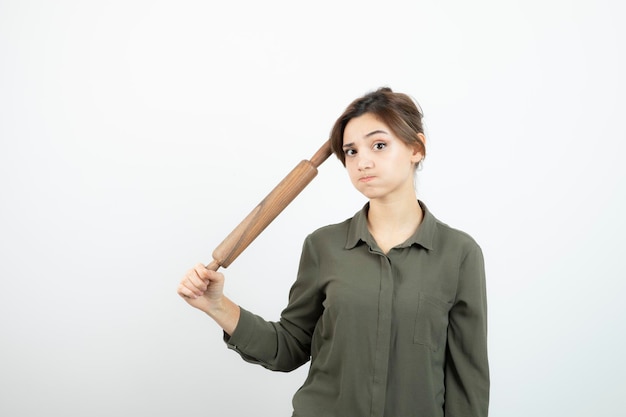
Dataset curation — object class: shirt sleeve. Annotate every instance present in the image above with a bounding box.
[444,242,490,417]
[224,234,324,372]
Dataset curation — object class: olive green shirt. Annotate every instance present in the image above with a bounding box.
[225,201,489,417]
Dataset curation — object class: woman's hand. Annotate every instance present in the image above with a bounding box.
[177,263,225,314]
[177,263,240,335]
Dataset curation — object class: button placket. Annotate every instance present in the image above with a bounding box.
[370,254,393,417]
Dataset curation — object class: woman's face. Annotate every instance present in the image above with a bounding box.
[342,113,424,202]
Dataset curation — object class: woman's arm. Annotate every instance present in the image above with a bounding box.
[444,243,490,417]
[223,234,324,371]
[177,235,324,372]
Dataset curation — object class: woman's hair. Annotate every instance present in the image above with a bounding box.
[329,87,426,166]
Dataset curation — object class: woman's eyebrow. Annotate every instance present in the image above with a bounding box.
[343,130,390,148]
[365,129,388,137]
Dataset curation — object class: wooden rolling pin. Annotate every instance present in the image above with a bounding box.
[206,139,333,271]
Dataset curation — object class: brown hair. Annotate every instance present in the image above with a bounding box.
[329,87,426,166]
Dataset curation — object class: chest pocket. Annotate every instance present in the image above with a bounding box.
[413,292,451,351]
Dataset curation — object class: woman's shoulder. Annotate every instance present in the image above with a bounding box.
[307,217,352,241]
[436,220,480,246]
[419,200,481,252]
[435,226,483,267]
[428,212,483,256]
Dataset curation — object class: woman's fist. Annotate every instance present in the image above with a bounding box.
[177,263,225,313]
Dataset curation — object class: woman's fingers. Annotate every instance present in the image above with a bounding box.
[177,281,198,299]
[177,265,206,298]
[177,263,225,300]
[189,267,209,292]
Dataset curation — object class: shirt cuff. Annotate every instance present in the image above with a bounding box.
[223,306,256,350]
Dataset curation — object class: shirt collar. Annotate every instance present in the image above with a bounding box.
[345,200,436,251]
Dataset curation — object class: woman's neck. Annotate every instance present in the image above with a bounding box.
[366,196,423,254]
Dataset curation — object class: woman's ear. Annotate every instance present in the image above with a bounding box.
[411,133,427,162]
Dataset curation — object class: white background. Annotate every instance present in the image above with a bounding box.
[1,0,625,416]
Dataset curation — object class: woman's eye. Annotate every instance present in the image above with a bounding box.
[344,149,356,156]
[373,142,386,150]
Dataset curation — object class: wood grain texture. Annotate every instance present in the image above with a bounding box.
[207,140,332,271]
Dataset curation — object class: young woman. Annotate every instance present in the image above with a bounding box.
[177,87,490,417]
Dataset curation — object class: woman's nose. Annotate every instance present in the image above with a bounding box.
[358,157,373,170]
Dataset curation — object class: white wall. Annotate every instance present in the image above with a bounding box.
[1,0,624,416]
